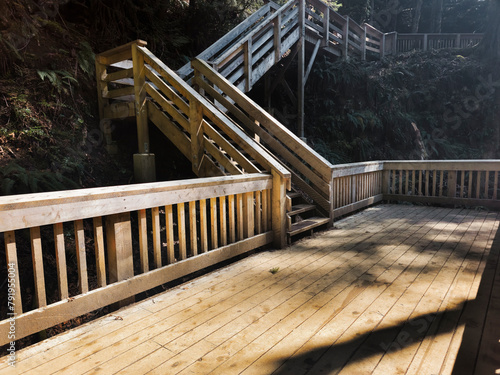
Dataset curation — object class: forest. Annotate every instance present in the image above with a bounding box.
[0,0,499,194]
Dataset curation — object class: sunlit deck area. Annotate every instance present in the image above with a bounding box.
[4,204,499,375]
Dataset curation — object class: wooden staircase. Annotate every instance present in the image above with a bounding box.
[97,0,400,242]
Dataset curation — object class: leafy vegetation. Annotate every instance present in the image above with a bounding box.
[304,48,500,163]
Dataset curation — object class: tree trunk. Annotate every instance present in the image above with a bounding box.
[430,0,444,33]
[480,0,500,60]
[411,0,423,33]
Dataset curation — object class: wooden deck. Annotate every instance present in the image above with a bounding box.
[3,204,500,375]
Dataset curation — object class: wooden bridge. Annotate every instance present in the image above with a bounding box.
[0,0,494,373]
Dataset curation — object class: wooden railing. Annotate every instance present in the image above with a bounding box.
[192,58,335,221]
[394,33,483,54]
[331,161,385,217]
[330,160,500,219]
[0,174,275,346]
[384,160,500,209]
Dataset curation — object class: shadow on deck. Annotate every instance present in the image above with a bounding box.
[2,203,500,375]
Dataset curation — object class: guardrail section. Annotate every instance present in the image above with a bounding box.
[0,174,273,346]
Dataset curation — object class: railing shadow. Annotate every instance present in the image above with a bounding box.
[272,304,466,374]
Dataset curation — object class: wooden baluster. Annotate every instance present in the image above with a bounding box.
[237,193,244,241]
[493,171,498,200]
[484,171,490,199]
[271,170,286,248]
[54,223,69,299]
[74,220,88,294]
[228,195,236,243]
[178,203,187,260]
[5,231,23,315]
[439,170,444,197]
[468,171,473,198]
[255,191,262,235]
[418,170,423,195]
[460,171,465,198]
[262,190,269,233]
[476,171,481,199]
[243,192,255,238]
[210,197,218,249]
[404,171,408,195]
[137,209,149,273]
[392,170,396,194]
[152,207,162,267]
[165,205,175,263]
[398,170,403,195]
[447,170,456,198]
[425,170,429,196]
[220,196,228,246]
[200,199,208,253]
[189,201,198,256]
[411,170,415,195]
[432,170,437,196]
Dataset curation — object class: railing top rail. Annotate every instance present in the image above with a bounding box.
[137,46,290,181]
[192,58,333,175]
[176,1,287,79]
[212,0,297,67]
[96,39,147,64]
[384,160,500,170]
[0,174,272,233]
[332,161,384,178]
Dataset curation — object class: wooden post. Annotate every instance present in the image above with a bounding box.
[189,94,204,176]
[456,34,461,48]
[298,0,305,139]
[132,43,155,182]
[274,13,282,63]
[272,170,287,248]
[106,212,134,306]
[244,39,253,92]
[95,58,109,122]
[322,3,330,47]
[362,25,367,61]
[329,172,334,227]
[383,167,391,197]
[423,34,428,51]
[342,16,350,59]
[5,231,23,315]
[448,170,457,198]
[381,33,386,58]
[393,32,398,55]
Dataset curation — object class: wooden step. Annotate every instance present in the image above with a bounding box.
[288,217,330,237]
[287,192,301,199]
[288,204,316,217]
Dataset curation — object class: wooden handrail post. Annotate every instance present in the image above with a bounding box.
[423,34,428,51]
[189,90,204,176]
[322,3,330,47]
[132,43,155,183]
[274,12,282,62]
[5,231,23,315]
[132,44,149,153]
[393,32,398,55]
[298,0,305,139]
[343,16,350,59]
[362,25,367,61]
[272,170,287,248]
[244,40,253,92]
[456,34,461,48]
[106,212,134,306]
[381,33,386,58]
[383,167,391,197]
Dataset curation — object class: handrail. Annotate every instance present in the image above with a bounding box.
[0,173,274,346]
[176,1,282,80]
[192,58,334,219]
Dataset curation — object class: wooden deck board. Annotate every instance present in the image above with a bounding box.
[3,204,500,375]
